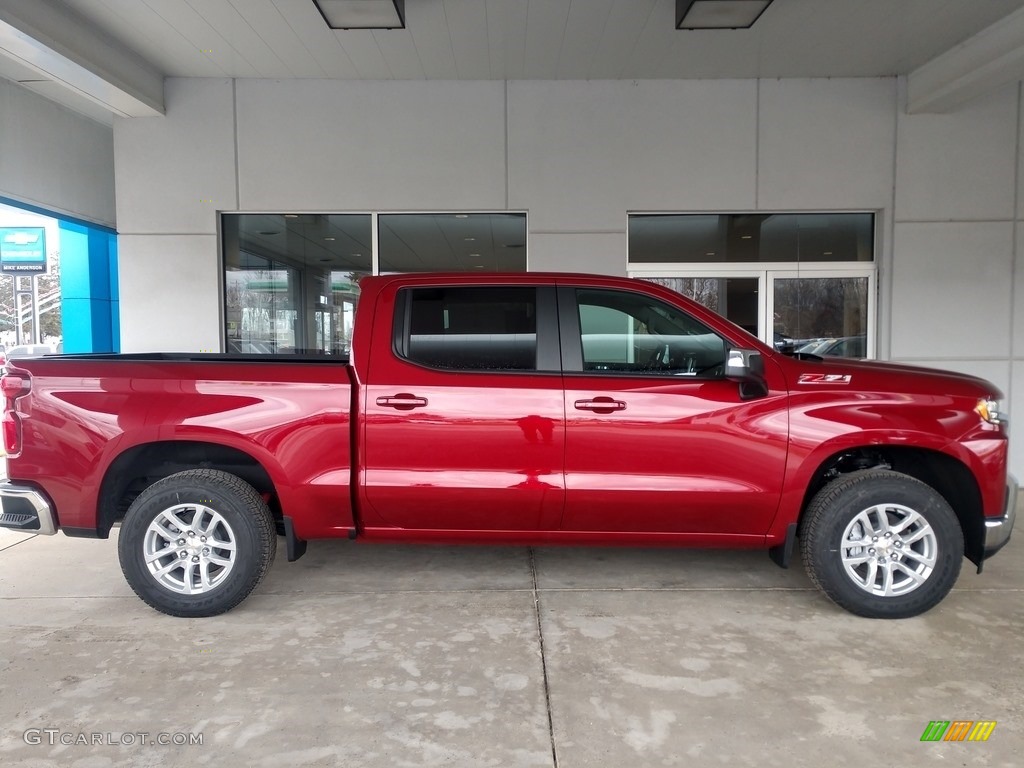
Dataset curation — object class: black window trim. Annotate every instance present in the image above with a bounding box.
[393,284,561,375]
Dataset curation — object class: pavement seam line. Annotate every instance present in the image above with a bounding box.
[529,547,559,768]
[0,534,38,553]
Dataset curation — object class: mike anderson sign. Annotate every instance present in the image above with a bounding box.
[0,227,48,274]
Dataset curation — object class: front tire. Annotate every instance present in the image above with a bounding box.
[118,469,277,617]
[801,469,963,619]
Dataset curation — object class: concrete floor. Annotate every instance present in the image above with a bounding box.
[0,511,1021,768]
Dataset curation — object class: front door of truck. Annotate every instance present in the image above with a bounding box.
[558,285,789,536]
[362,283,565,532]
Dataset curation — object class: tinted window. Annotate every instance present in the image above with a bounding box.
[628,213,874,264]
[577,289,727,376]
[403,287,537,371]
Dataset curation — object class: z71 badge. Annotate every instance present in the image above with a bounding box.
[798,373,852,384]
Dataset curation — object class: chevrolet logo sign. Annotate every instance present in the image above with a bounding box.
[3,232,40,246]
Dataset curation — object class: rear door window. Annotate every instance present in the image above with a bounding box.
[399,287,539,371]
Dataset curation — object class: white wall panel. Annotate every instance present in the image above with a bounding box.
[113,79,237,235]
[117,235,221,353]
[895,84,1018,222]
[235,80,506,212]
[0,79,114,226]
[527,232,626,276]
[507,80,757,232]
[757,79,896,211]
[1011,361,1024,480]
[891,222,1013,359]
[1015,225,1024,359]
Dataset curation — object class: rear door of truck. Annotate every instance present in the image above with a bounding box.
[360,277,565,532]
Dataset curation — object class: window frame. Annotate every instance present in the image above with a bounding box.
[392,285,561,374]
[626,210,879,359]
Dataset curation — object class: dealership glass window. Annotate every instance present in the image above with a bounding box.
[628,213,876,359]
[629,213,874,264]
[222,212,527,355]
[378,213,527,273]
[223,214,372,355]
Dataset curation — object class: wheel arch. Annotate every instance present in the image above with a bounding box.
[97,440,281,538]
[796,446,985,566]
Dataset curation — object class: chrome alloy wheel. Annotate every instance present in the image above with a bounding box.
[143,504,237,594]
[840,504,938,597]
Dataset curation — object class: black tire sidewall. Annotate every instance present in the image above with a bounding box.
[806,473,963,619]
[118,471,274,617]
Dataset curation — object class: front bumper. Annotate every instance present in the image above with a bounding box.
[0,482,56,535]
[982,474,1018,560]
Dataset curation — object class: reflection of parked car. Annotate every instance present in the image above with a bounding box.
[2,345,53,374]
[6,344,53,360]
[797,336,866,358]
[227,339,275,354]
[773,331,795,354]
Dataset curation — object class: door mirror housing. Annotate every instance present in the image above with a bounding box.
[725,348,768,400]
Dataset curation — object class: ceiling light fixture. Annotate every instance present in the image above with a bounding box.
[284,214,300,218]
[324,237,336,241]
[676,0,773,30]
[313,0,405,30]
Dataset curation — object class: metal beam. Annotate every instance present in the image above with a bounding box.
[0,0,163,118]
[908,6,1024,114]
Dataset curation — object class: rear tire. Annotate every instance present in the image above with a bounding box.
[118,469,276,617]
[801,469,963,619]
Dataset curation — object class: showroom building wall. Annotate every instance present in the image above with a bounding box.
[0,79,115,228]
[112,76,1024,477]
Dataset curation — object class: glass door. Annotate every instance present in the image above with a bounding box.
[768,272,875,358]
[635,272,766,345]
[632,268,875,358]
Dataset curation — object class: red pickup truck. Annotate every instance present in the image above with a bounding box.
[0,273,1016,619]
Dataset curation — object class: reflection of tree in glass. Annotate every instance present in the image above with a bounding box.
[774,278,866,340]
[642,277,720,312]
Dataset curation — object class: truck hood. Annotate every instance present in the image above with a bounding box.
[784,356,1003,400]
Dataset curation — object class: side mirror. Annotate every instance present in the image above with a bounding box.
[725,347,768,400]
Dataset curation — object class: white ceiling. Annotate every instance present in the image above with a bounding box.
[4,0,1024,123]
[52,0,1024,79]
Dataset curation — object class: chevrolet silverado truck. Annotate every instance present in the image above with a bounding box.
[0,273,1016,619]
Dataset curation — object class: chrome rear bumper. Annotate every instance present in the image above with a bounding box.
[0,482,56,535]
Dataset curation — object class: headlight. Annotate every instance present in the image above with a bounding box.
[975,398,1003,425]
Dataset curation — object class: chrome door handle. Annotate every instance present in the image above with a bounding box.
[376,394,428,410]
[574,397,626,413]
